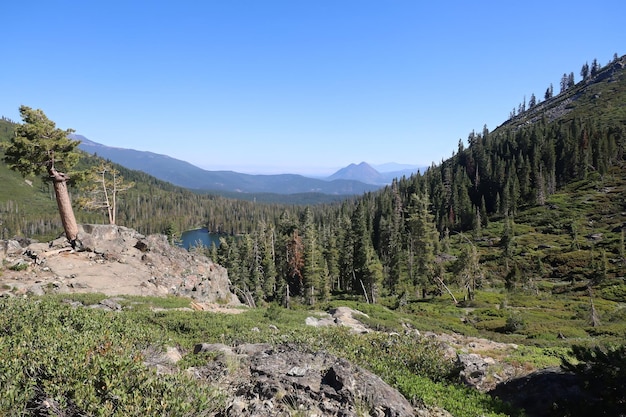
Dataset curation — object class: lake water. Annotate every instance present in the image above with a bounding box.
[178,228,222,250]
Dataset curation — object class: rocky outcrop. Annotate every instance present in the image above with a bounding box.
[187,342,422,417]
[305,306,371,334]
[0,224,240,305]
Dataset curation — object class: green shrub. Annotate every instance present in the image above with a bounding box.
[0,298,225,416]
[264,302,284,321]
[504,311,525,333]
[597,282,626,302]
[9,262,28,271]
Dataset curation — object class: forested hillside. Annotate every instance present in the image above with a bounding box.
[209,54,626,308]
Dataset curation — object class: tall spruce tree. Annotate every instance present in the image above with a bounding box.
[406,191,439,298]
[301,207,321,304]
[351,202,371,298]
[454,233,482,301]
[581,62,590,80]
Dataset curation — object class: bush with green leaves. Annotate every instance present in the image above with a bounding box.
[0,298,225,416]
[504,311,526,333]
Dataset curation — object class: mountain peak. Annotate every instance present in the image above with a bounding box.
[327,162,385,184]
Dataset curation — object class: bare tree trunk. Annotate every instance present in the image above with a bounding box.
[103,170,113,224]
[50,168,78,246]
[435,276,458,304]
[359,277,370,304]
[284,285,290,309]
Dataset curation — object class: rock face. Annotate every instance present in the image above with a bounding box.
[188,343,417,417]
[305,306,371,334]
[0,224,240,305]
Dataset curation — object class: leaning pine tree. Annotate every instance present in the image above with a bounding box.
[3,106,81,247]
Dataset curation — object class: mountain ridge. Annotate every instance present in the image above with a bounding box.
[76,136,383,195]
[76,135,425,193]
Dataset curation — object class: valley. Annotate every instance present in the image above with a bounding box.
[0,54,625,416]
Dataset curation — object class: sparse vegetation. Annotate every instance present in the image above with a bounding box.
[0,296,522,416]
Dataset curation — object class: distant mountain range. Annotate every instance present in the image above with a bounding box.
[75,136,422,195]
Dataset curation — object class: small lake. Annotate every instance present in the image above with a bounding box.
[178,228,222,250]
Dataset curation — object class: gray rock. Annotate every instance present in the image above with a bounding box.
[305,316,320,326]
[50,281,70,294]
[287,366,307,377]
[2,224,240,305]
[456,353,490,386]
[0,238,32,258]
[99,298,123,311]
[305,307,370,334]
[27,284,46,296]
[194,343,234,355]
[191,343,416,417]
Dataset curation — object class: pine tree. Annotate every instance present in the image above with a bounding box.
[581,62,590,80]
[259,222,278,301]
[351,202,371,299]
[286,229,304,297]
[365,247,384,303]
[386,180,406,294]
[591,58,600,76]
[301,207,321,304]
[567,72,575,88]
[3,106,80,245]
[337,214,354,292]
[275,210,297,300]
[535,166,546,206]
[406,191,439,298]
[500,215,515,269]
[453,233,482,301]
[321,226,340,292]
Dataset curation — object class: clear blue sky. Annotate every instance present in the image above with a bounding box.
[1,1,624,175]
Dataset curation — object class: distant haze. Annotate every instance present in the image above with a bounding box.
[195,162,423,177]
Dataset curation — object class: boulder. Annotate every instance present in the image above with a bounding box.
[192,343,416,417]
[305,306,370,333]
[0,239,26,261]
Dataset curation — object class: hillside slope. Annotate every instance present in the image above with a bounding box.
[502,55,626,129]
[209,54,626,314]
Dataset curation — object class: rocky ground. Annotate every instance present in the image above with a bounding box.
[0,224,240,305]
[1,225,588,416]
[190,342,420,417]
